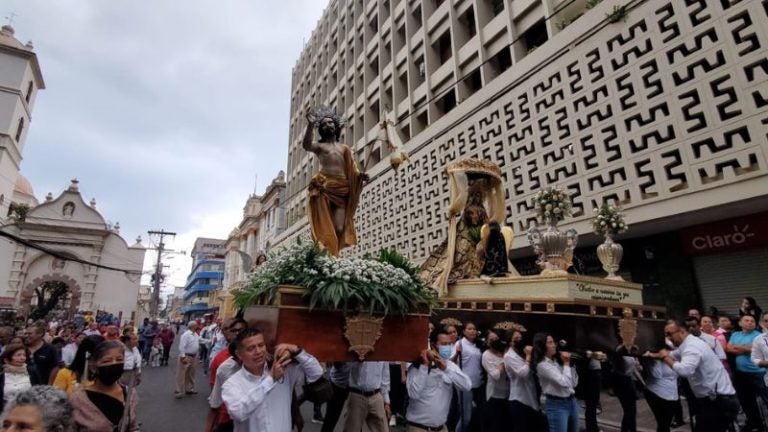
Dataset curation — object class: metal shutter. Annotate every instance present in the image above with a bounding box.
[693,247,768,317]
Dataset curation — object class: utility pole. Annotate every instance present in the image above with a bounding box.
[148,229,176,318]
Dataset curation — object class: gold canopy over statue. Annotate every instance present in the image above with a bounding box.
[420,159,519,296]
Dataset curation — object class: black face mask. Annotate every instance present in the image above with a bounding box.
[97,364,124,385]
[490,340,507,353]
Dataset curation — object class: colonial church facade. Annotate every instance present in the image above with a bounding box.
[0,179,146,321]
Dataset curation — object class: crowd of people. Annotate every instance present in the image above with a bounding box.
[0,312,180,431]
[0,296,765,432]
[203,297,768,432]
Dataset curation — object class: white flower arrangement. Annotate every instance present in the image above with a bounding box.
[233,240,435,315]
[532,186,572,222]
[591,203,628,237]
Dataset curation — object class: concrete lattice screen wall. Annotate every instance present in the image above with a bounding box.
[275,0,768,263]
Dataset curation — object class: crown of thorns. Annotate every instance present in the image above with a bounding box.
[313,106,345,126]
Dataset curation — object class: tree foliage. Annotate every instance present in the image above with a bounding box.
[30,281,70,320]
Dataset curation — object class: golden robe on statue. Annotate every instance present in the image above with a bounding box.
[307,145,365,256]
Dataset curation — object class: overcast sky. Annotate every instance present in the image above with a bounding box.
[6,1,327,289]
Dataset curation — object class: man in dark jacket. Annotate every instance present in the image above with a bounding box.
[23,326,57,385]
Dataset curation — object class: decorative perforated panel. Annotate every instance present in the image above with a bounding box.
[276,0,768,262]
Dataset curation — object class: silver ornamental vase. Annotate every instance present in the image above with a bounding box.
[528,217,578,276]
[597,234,624,280]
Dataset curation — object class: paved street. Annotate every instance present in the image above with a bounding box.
[136,354,209,430]
[135,346,691,432]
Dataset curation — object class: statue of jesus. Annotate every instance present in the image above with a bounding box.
[303,106,368,256]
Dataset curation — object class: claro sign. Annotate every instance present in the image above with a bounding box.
[680,212,768,256]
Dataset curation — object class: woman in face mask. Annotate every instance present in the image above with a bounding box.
[503,331,542,432]
[481,329,510,432]
[452,322,484,432]
[70,340,138,431]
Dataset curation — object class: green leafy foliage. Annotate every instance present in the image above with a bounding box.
[606,5,628,23]
[233,241,436,316]
[463,226,482,245]
[586,0,603,9]
[7,202,30,222]
[591,203,628,237]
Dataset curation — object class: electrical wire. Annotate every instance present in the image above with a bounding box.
[0,228,143,276]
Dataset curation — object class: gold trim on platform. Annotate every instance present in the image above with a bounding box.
[453,274,643,290]
[344,314,384,361]
[435,298,666,321]
[494,321,527,332]
[447,275,644,305]
[618,308,638,349]
[439,317,463,327]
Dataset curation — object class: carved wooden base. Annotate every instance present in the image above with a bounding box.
[243,287,429,362]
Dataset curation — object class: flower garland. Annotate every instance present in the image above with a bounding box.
[233,240,435,315]
[592,203,628,237]
[532,187,572,222]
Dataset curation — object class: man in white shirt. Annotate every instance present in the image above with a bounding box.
[207,347,241,432]
[222,327,322,432]
[752,312,768,371]
[175,321,201,399]
[83,321,100,336]
[61,332,84,367]
[406,327,472,432]
[200,316,218,375]
[751,312,768,393]
[344,361,391,432]
[684,316,727,361]
[647,321,739,432]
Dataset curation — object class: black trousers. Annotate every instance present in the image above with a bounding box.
[733,371,765,429]
[320,384,349,432]
[584,369,602,432]
[483,397,508,432]
[693,395,739,432]
[508,400,545,432]
[612,374,637,432]
[162,344,172,365]
[389,363,407,417]
[214,422,234,432]
[643,390,676,432]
